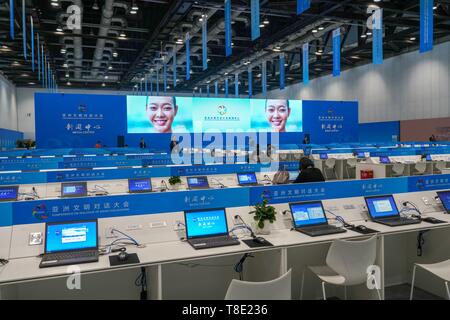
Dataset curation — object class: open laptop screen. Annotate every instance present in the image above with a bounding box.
[128,178,152,193]
[61,182,87,198]
[45,220,98,253]
[289,201,327,227]
[288,171,298,182]
[357,152,366,159]
[0,186,19,202]
[365,195,399,219]
[425,154,432,161]
[320,153,328,160]
[237,172,258,185]
[187,176,209,189]
[380,156,391,164]
[184,208,228,239]
[437,191,450,213]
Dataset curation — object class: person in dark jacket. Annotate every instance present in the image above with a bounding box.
[293,157,325,184]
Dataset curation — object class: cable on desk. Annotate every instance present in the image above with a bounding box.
[232,215,256,238]
[110,228,140,246]
[325,210,353,228]
[402,201,422,219]
[135,267,148,300]
[234,253,254,281]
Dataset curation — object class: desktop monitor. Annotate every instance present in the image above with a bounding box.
[237,172,258,186]
[0,186,19,202]
[320,154,329,160]
[186,176,210,190]
[45,220,98,254]
[184,208,229,239]
[379,156,391,164]
[437,191,450,213]
[61,182,88,198]
[289,201,328,227]
[128,178,152,193]
[365,195,399,220]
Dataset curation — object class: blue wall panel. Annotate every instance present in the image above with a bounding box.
[359,121,400,143]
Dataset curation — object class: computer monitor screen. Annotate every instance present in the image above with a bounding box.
[380,156,391,164]
[45,220,98,253]
[426,154,432,161]
[128,178,152,193]
[288,171,298,182]
[61,182,87,198]
[187,176,209,189]
[357,152,366,159]
[365,195,399,219]
[237,173,258,185]
[184,208,228,238]
[320,154,328,160]
[437,191,450,213]
[289,201,327,227]
[0,186,19,202]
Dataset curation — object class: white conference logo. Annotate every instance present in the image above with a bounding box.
[66,265,81,290]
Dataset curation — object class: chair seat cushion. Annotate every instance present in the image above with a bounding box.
[416,259,450,281]
[308,265,346,285]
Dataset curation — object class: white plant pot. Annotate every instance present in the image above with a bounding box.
[170,183,182,191]
[252,221,272,235]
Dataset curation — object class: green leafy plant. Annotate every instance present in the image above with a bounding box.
[249,198,277,229]
[168,176,182,185]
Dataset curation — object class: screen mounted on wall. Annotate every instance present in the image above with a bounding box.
[126,96,303,134]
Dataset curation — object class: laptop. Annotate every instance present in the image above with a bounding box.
[184,208,240,249]
[365,195,421,227]
[186,176,210,190]
[320,153,328,160]
[437,190,450,213]
[237,172,262,186]
[425,154,433,161]
[288,171,298,182]
[379,156,391,164]
[357,152,366,159]
[61,182,88,198]
[128,178,152,193]
[0,186,19,202]
[40,219,99,268]
[289,201,347,237]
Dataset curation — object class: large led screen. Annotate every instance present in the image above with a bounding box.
[127,96,303,134]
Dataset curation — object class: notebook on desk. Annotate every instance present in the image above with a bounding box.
[39,219,99,268]
[61,182,88,198]
[236,172,262,186]
[437,190,450,214]
[184,208,239,250]
[186,176,210,190]
[289,201,347,237]
[365,195,421,227]
[128,178,152,193]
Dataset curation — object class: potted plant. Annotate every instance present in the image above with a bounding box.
[249,198,277,235]
[168,176,182,190]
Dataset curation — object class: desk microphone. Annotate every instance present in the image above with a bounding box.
[160,180,168,192]
[263,175,272,184]
[211,178,226,189]
[94,185,109,196]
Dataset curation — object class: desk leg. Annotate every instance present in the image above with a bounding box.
[377,235,385,300]
[279,248,288,276]
[157,264,163,300]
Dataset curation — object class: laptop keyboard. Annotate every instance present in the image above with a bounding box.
[189,236,239,249]
[43,251,97,261]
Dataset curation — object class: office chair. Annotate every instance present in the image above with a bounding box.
[413,162,427,176]
[224,269,292,300]
[345,158,358,179]
[301,236,380,300]
[392,163,405,177]
[324,158,337,180]
[410,260,450,300]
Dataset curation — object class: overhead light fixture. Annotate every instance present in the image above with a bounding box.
[410,37,416,41]
[263,18,269,25]
[60,48,66,53]
[132,4,139,11]
[56,26,63,32]
[28,82,36,85]
[92,0,99,10]
[312,29,318,33]
[119,32,126,38]
[315,51,323,55]
[51,2,59,7]
[374,0,381,2]
[67,81,71,85]
[1,45,8,49]
[259,24,265,28]
[21,73,29,77]
[433,5,437,10]
[63,63,68,68]
[104,75,109,79]
[361,34,367,38]
[102,83,106,87]
[113,52,118,57]
[130,10,137,14]
[108,65,113,70]
[65,73,69,77]
[318,26,324,30]
[366,32,372,36]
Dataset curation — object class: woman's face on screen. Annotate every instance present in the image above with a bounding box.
[146,97,178,133]
[265,100,290,132]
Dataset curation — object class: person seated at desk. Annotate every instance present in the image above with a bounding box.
[95,141,102,148]
[293,157,325,184]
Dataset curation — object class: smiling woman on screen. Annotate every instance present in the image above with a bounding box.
[145,96,179,133]
[265,99,291,133]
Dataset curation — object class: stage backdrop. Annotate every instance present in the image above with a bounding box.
[35,93,358,150]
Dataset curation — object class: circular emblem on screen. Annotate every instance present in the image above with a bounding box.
[327,107,334,115]
[32,204,49,220]
[218,105,227,116]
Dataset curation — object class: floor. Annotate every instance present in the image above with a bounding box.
[385,284,443,300]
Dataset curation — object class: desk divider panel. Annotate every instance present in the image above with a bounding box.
[1,174,449,227]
